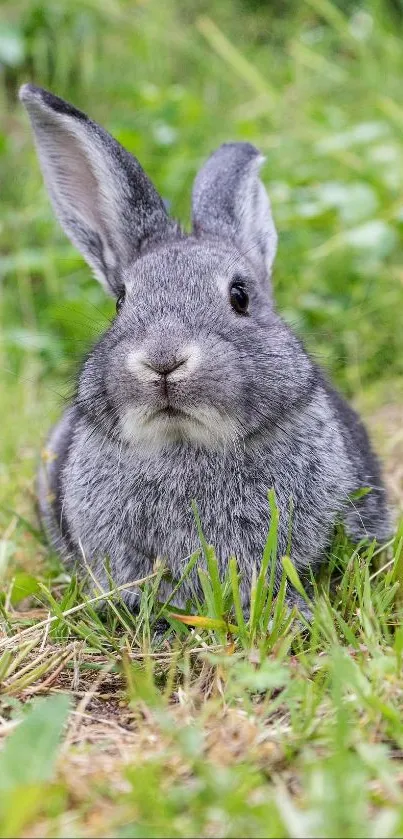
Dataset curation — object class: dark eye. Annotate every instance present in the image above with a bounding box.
[229,278,249,315]
[116,289,126,313]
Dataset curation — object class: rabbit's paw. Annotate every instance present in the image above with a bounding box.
[285,591,313,625]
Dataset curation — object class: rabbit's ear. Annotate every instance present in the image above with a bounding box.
[19,84,172,293]
[192,142,277,281]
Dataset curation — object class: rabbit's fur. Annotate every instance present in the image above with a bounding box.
[20,84,390,611]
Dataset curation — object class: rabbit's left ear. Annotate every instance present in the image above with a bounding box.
[192,142,277,282]
[19,84,173,294]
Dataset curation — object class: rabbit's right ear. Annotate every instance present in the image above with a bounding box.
[19,84,172,294]
[192,142,277,283]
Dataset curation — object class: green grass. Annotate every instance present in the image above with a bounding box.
[1,519,403,837]
[1,0,403,836]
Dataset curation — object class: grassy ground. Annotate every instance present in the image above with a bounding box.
[1,0,403,836]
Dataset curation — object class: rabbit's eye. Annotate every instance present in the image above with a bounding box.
[230,279,249,315]
[116,289,126,313]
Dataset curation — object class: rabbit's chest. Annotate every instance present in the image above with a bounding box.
[121,452,270,559]
[64,428,298,572]
[67,440,274,564]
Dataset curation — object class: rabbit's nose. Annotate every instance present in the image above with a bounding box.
[126,344,201,383]
[144,356,189,378]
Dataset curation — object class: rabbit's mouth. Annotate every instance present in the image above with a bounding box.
[119,401,239,450]
[153,406,190,420]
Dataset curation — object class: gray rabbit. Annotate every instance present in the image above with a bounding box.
[20,83,390,614]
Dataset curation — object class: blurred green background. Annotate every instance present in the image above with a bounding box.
[1,0,403,511]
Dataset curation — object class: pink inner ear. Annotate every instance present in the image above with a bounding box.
[22,101,125,288]
[22,86,176,294]
[45,122,103,232]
